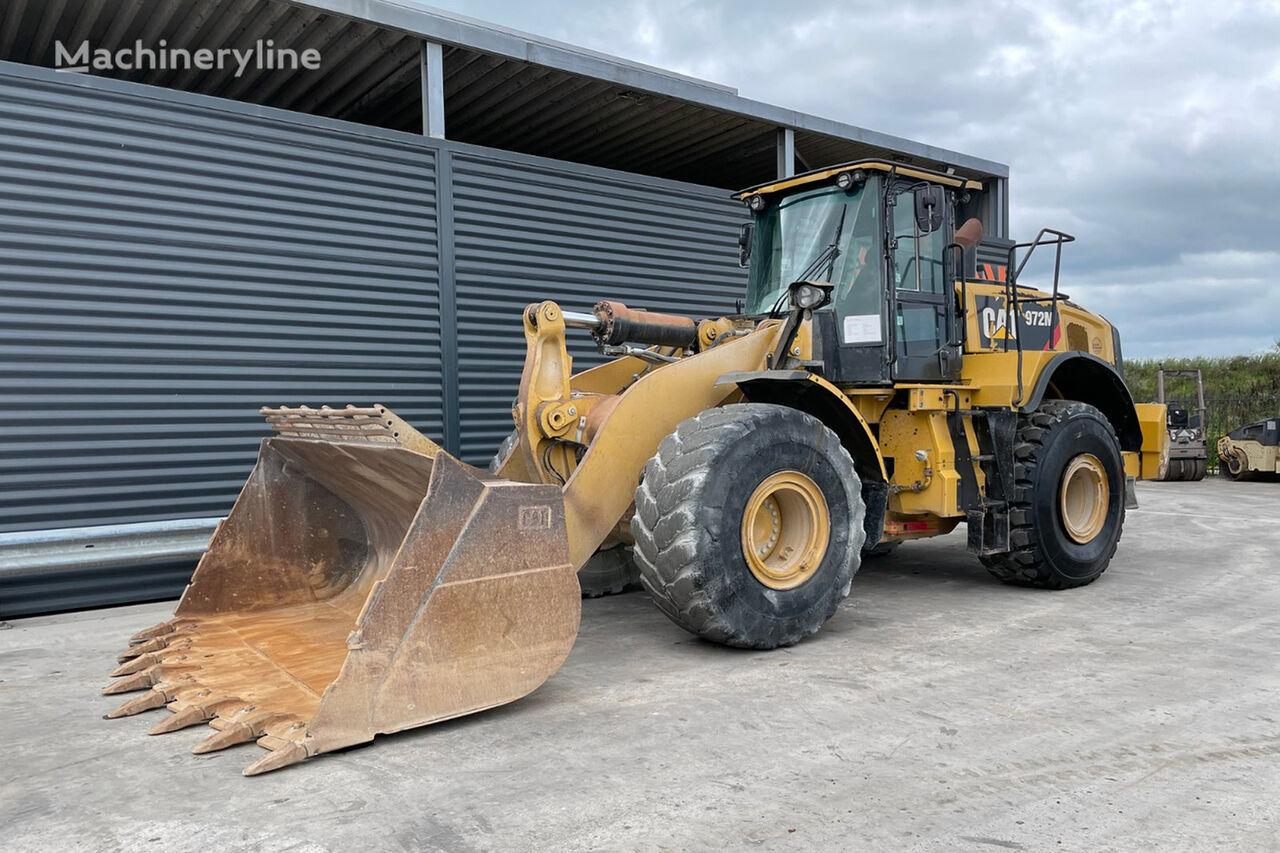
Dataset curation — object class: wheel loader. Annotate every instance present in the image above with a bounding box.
[103,160,1170,775]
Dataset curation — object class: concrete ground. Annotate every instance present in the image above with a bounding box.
[2,478,1278,852]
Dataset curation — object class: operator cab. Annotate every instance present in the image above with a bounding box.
[735,160,986,385]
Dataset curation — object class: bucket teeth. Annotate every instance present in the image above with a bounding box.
[148,705,210,735]
[243,741,309,776]
[101,668,158,695]
[129,621,177,644]
[110,653,161,677]
[193,721,256,754]
[193,708,292,754]
[117,636,168,662]
[105,688,168,719]
[103,663,198,695]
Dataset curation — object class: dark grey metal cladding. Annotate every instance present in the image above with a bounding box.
[0,62,756,616]
[0,68,444,535]
[449,150,748,464]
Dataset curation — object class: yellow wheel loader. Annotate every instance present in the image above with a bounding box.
[103,160,1170,774]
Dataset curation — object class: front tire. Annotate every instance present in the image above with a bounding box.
[862,541,900,559]
[981,400,1125,589]
[632,404,865,649]
[577,545,642,598]
[487,430,519,473]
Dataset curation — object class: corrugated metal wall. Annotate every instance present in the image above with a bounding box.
[0,66,444,614]
[0,63,748,616]
[450,150,747,463]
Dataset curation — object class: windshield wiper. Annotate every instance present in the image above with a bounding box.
[770,205,848,317]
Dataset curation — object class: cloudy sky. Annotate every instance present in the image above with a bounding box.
[420,0,1279,358]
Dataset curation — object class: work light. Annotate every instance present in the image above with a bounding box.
[836,169,866,191]
[790,281,831,310]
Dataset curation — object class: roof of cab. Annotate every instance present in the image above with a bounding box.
[735,160,984,201]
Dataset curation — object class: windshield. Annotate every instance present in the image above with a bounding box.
[744,182,880,315]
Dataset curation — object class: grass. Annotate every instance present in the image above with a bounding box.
[1123,344,1280,470]
[1123,344,1280,403]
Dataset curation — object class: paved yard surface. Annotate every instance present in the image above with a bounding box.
[2,479,1278,852]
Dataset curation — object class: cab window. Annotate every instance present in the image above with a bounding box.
[743,181,880,316]
[890,188,945,293]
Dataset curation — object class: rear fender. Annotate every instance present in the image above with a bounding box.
[1022,353,1145,452]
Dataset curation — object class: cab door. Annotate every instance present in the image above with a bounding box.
[887,182,960,382]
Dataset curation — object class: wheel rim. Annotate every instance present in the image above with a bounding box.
[741,471,830,589]
[1059,453,1109,544]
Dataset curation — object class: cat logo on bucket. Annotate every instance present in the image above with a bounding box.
[976,295,1059,350]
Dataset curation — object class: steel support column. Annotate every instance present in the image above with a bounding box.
[776,127,795,179]
[420,40,445,139]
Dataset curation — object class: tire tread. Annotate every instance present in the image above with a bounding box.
[979,400,1123,589]
[632,404,864,648]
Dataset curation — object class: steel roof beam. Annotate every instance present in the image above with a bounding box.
[287,0,1008,178]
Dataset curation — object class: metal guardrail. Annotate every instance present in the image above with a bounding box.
[0,518,221,578]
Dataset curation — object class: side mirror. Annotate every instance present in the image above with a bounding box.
[737,222,754,267]
[914,185,945,234]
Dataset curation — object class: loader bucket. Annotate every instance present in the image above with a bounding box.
[103,406,580,775]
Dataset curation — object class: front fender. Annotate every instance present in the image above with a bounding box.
[715,370,887,484]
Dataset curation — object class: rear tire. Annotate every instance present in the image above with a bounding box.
[980,400,1125,589]
[632,404,865,649]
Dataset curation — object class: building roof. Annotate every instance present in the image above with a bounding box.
[1,0,1009,189]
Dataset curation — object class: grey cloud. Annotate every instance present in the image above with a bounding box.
[421,0,1280,357]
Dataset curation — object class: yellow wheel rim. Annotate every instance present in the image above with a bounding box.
[741,471,830,589]
[1059,453,1109,544]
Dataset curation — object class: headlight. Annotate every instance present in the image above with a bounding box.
[835,169,865,191]
[746,194,766,212]
[790,282,830,310]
